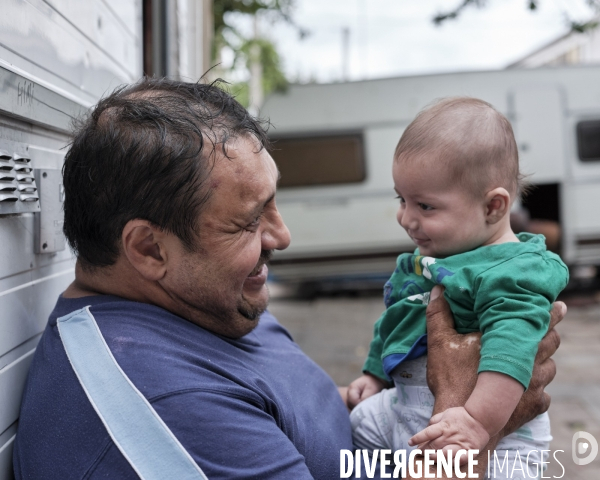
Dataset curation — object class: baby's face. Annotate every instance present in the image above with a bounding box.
[393,159,491,258]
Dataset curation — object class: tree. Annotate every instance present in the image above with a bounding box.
[433,0,599,32]
[212,0,306,110]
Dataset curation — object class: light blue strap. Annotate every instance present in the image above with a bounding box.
[57,306,208,480]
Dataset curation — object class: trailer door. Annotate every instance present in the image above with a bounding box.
[510,84,566,184]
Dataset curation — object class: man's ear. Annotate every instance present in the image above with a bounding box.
[484,188,511,225]
[121,220,168,281]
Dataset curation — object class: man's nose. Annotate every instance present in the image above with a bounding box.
[262,207,291,251]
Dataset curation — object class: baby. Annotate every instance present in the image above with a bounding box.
[348,97,569,476]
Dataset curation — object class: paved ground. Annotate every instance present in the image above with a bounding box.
[269,287,600,479]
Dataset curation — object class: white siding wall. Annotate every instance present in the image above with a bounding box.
[0,2,143,477]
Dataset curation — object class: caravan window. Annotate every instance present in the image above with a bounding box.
[576,120,600,162]
[270,133,365,188]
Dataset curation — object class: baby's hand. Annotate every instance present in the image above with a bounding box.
[348,374,388,409]
[408,407,490,463]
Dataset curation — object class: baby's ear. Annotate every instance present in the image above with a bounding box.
[484,188,511,224]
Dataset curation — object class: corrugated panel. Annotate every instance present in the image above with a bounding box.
[0,265,74,357]
[0,111,74,478]
[0,422,17,480]
[0,212,75,415]
[0,0,142,105]
[0,66,87,133]
[0,3,141,478]
[0,351,35,439]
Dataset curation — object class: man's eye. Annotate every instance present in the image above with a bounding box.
[419,203,433,211]
[248,214,263,228]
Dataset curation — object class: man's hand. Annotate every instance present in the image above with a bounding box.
[347,374,389,410]
[425,286,565,419]
[502,299,565,436]
[417,286,566,479]
[425,286,481,413]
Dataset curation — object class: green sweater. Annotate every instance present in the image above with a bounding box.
[364,233,569,389]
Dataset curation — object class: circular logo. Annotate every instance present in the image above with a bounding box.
[572,431,599,466]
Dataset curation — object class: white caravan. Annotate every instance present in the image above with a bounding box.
[260,67,600,285]
[0,1,207,477]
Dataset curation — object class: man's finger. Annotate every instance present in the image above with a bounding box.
[535,302,565,363]
[548,301,566,331]
[425,286,456,339]
[542,392,551,413]
[536,328,561,363]
[531,358,557,392]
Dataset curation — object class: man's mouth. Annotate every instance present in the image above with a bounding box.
[249,263,265,277]
[248,250,273,277]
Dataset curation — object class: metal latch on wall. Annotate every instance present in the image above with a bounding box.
[34,168,66,254]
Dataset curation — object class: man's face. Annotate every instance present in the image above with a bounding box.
[162,136,291,338]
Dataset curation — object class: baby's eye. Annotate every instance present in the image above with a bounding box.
[418,203,433,211]
[396,195,405,204]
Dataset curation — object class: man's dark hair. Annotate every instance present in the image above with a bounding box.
[63,77,270,268]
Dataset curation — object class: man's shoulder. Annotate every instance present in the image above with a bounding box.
[49,296,294,400]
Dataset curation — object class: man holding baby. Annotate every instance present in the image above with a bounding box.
[14,78,564,479]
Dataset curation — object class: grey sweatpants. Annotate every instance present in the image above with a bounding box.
[350,357,552,479]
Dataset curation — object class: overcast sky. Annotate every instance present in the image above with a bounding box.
[225,0,597,83]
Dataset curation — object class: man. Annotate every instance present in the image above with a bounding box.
[13,78,563,479]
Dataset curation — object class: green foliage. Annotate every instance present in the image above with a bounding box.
[222,40,287,108]
[212,0,300,106]
[241,39,288,92]
[214,0,296,38]
[228,82,250,107]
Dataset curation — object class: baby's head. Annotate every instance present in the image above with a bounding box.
[393,97,523,258]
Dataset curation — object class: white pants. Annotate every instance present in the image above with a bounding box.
[350,358,552,479]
